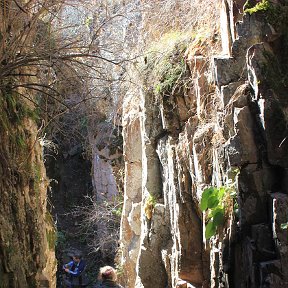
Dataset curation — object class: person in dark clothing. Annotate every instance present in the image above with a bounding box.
[63,254,86,287]
[93,266,123,288]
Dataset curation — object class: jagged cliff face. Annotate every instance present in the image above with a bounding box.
[0,94,56,287]
[120,1,288,287]
[0,1,56,287]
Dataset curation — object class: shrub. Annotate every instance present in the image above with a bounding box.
[142,31,191,99]
[200,185,237,239]
[70,195,123,259]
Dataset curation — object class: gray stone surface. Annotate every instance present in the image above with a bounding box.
[213,56,244,87]
[221,81,245,107]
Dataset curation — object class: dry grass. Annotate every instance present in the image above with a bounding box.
[140,0,221,48]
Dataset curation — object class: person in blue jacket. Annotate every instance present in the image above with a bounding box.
[63,253,86,287]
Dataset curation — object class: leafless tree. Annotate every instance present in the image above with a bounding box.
[68,195,123,259]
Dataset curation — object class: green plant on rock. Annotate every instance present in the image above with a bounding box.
[281,222,288,230]
[143,31,191,98]
[154,58,187,96]
[144,194,157,220]
[112,204,123,218]
[4,91,34,124]
[16,132,27,149]
[244,0,271,15]
[46,228,57,250]
[244,0,288,42]
[115,263,124,278]
[200,185,237,239]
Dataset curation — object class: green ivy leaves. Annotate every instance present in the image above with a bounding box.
[200,187,227,239]
[205,221,216,239]
[281,222,288,230]
[200,187,215,210]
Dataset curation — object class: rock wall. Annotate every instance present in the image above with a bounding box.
[0,99,56,288]
[0,1,56,287]
[120,1,288,287]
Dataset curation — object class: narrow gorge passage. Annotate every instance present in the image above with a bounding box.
[1,1,288,288]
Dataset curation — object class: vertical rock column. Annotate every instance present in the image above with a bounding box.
[120,91,143,287]
[135,89,170,288]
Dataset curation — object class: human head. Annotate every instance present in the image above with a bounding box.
[99,266,117,281]
[72,254,82,263]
